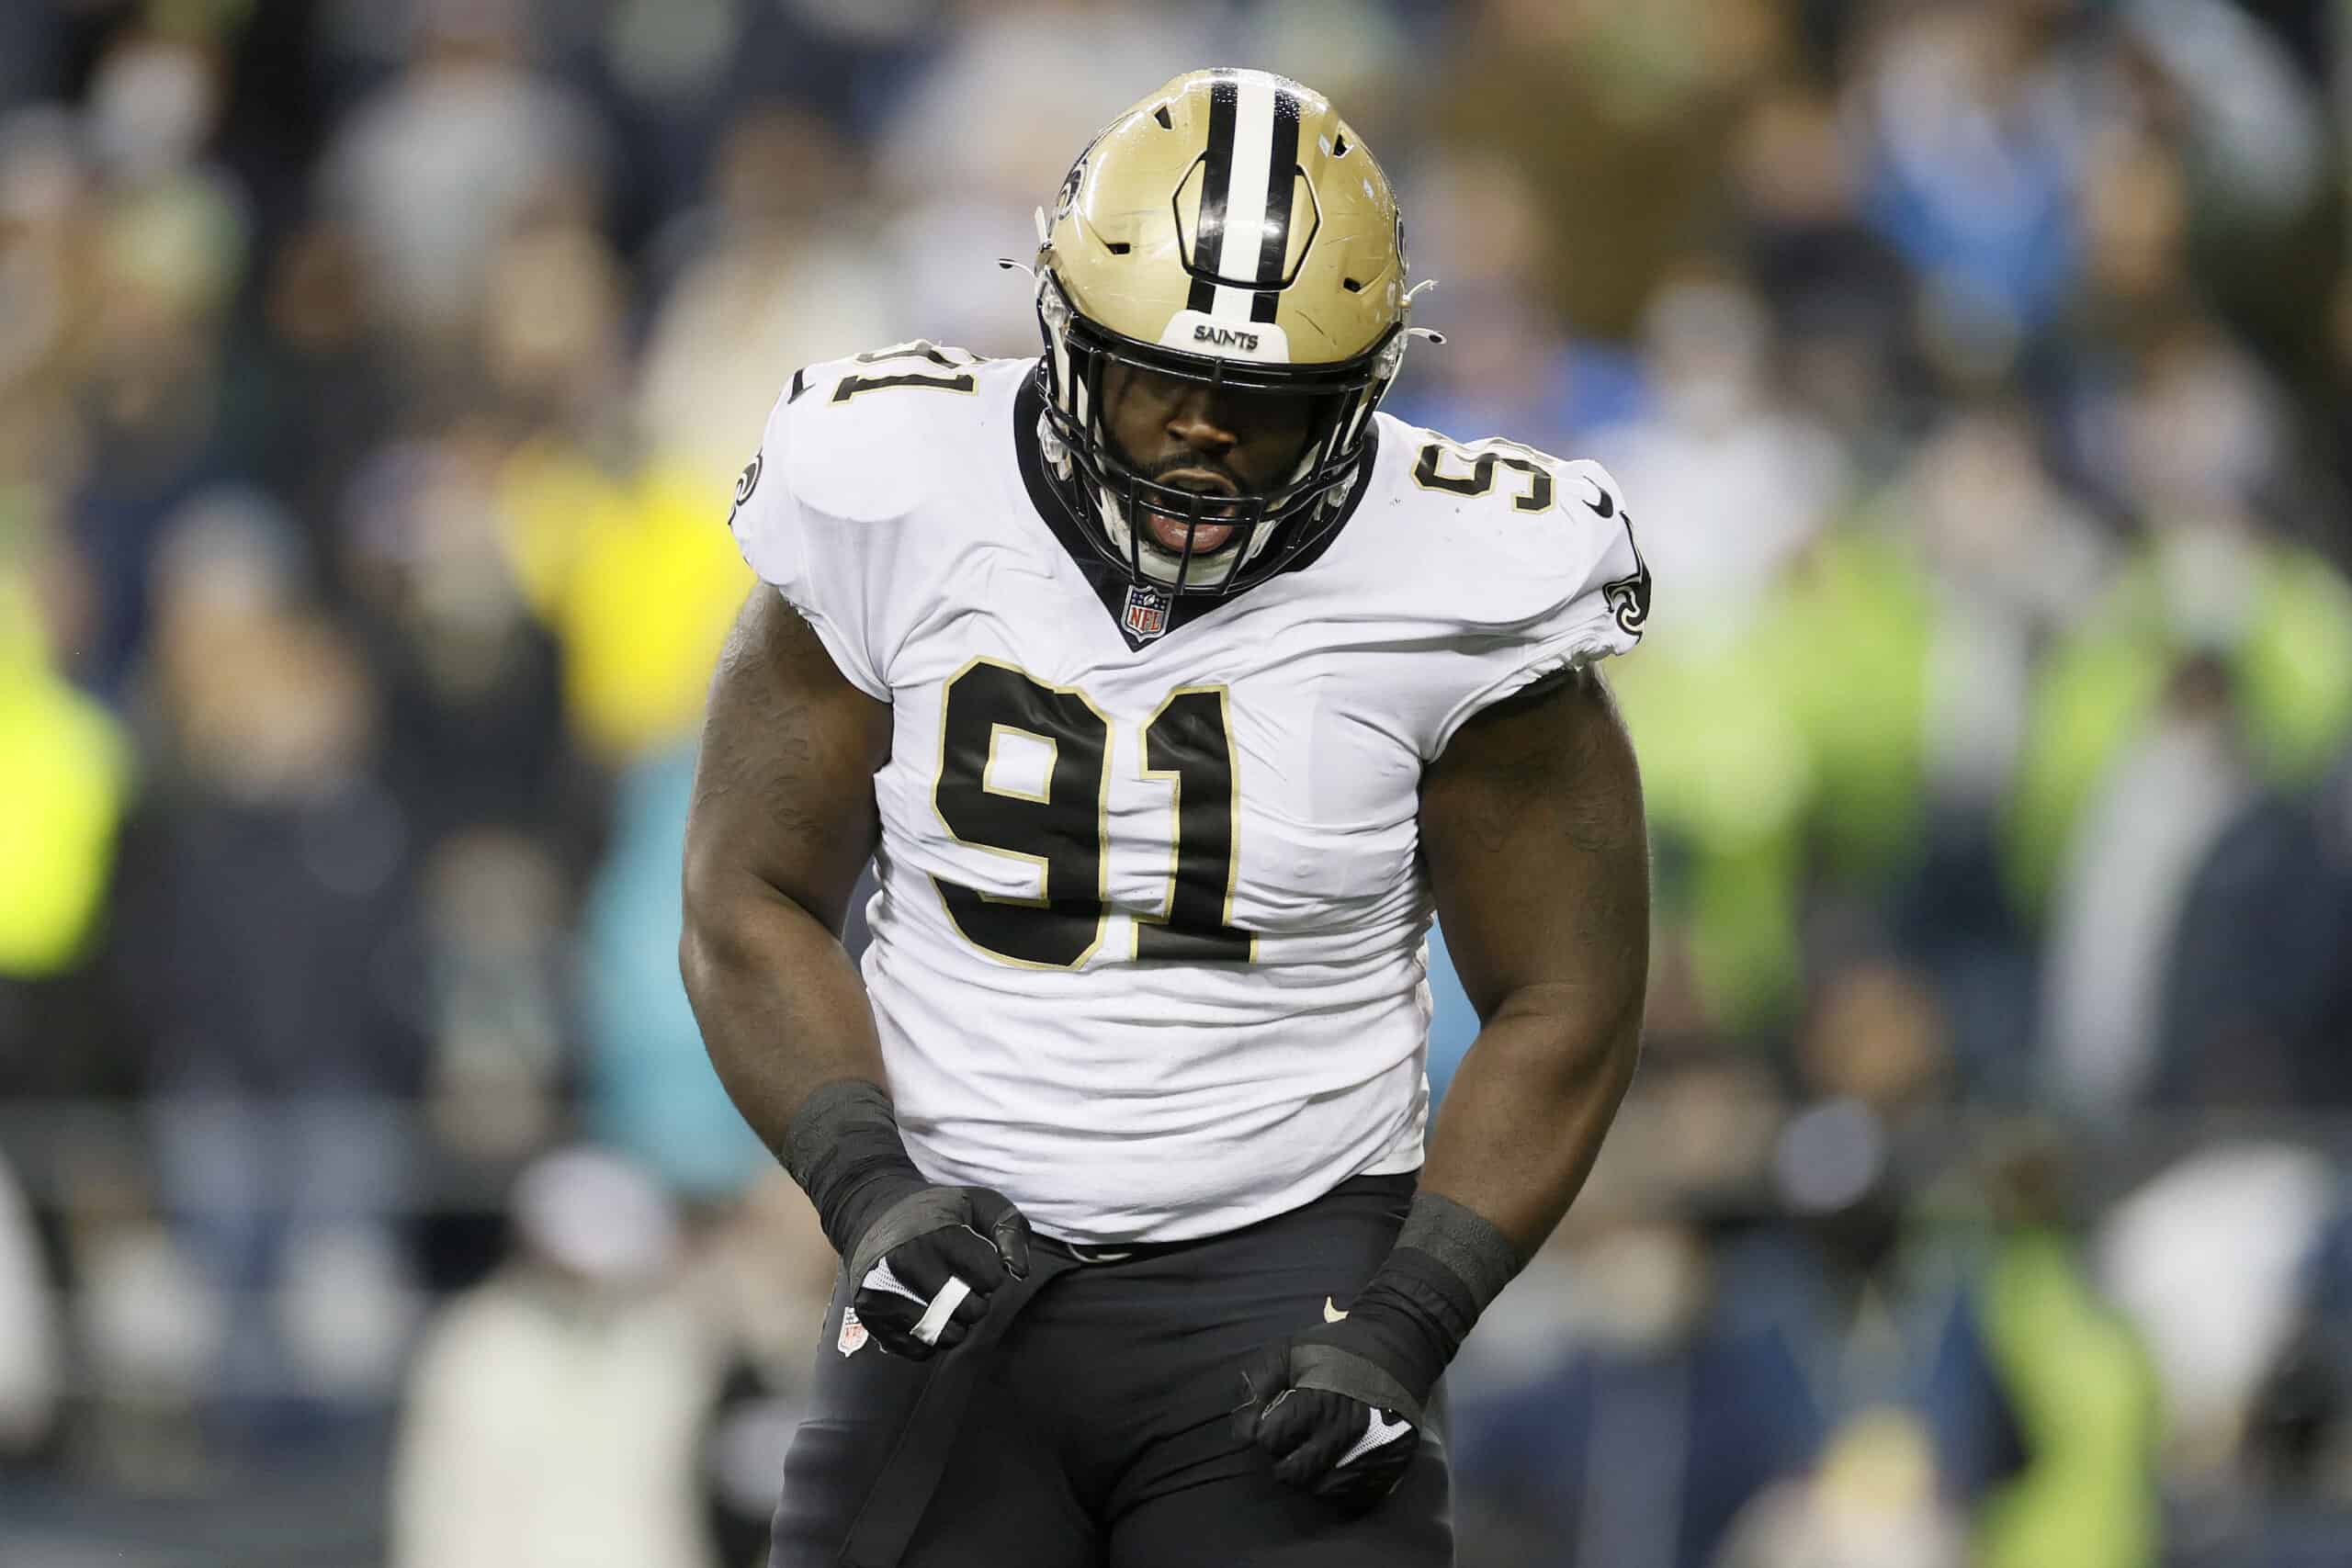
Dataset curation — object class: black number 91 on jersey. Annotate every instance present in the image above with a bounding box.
[931,660,1254,968]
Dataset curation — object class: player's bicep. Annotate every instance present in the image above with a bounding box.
[1417,666,1648,1025]
[684,588,892,936]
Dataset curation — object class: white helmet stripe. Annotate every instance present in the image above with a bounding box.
[1207,76,1279,323]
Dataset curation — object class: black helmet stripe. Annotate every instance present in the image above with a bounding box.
[1185,73,1239,316]
[1250,87,1301,323]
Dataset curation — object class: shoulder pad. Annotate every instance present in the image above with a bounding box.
[1396,430,1634,613]
[776,342,989,524]
[1385,431,1649,755]
[1403,430,1618,521]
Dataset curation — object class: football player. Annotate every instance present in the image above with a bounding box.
[683,67,1654,1567]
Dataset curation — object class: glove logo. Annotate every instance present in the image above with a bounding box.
[1338,1408,1415,1469]
[837,1305,870,1358]
[1323,1297,1349,1324]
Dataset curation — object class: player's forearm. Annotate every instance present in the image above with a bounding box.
[1299,988,1637,1424]
[1418,982,1642,1258]
[679,867,890,1159]
[1274,988,1637,1433]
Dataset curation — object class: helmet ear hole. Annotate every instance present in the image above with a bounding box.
[1341,277,1363,294]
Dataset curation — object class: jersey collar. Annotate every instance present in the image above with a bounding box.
[1011,367,1379,652]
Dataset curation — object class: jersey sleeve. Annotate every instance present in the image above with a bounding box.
[1426,457,1652,759]
[726,372,895,701]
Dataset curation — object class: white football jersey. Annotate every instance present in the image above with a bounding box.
[729,346,1650,1244]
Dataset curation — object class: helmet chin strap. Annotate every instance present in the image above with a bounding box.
[1036,408,1072,479]
[1090,481,1250,592]
[1088,460,1354,594]
[1041,371,1363,594]
[1040,403,1260,592]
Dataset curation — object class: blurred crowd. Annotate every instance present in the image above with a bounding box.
[2,0,2350,1564]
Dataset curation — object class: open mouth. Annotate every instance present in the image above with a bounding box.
[1142,474,1242,558]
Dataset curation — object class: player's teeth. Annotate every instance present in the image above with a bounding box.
[1148,514,1234,553]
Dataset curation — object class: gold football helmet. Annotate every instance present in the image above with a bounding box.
[1031,68,1421,593]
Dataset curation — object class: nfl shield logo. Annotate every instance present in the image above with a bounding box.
[1122,584,1171,642]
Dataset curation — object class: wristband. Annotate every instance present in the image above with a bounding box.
[781,1079,927,1258]
[1349,1190,1525,1382]
[1395,1190,1522,1316]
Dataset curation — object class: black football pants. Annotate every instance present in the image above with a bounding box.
[768,1170,1453,1567]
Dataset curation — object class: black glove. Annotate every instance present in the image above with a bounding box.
[1231,1281,1445,1506]
[1234,1191,1523,1506]
[784,1080,1035,1360]
[844,1182,1031,1359]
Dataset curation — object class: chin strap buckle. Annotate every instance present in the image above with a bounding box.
[1035,412,1073,479]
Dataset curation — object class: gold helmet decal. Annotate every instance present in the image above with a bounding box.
[1030,68,1422,595]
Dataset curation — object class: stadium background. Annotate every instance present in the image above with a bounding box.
[3,0,2351,1562]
